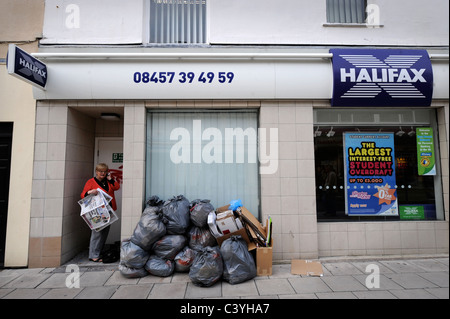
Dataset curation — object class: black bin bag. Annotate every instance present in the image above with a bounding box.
[145,255,175,277]
[120,238,150,269]
[131,205,166,251]
[162,195,190,235]
[188,226,217,251]
[189,246,223,287]
[220,235,257,285]
[174,246,197,272]
[189,199,215,227]
[152,234,186,260]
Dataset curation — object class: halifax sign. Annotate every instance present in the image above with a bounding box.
[330,48,433,107]
[7,44,47,90]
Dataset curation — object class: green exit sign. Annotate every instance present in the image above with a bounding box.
[112,153,123,163]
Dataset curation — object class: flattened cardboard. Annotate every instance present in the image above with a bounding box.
[291,259,323,277]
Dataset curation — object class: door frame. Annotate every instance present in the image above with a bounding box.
[94,137,124,244]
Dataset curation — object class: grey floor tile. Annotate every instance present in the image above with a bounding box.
[255,278,295,296]
[408,259,450,272]
[288,277,332,294]
[322,262,365,275]
[389,288,437,299]
[39,288,83,299]
[352,290,397,299]
[75,285,119,299]
[110,284,153,299]
[3,274,51,289]
[380,260,423,273]
[321,275,368,292]
[222,280,259,297]
[386,273,438,289]
[426,287,450,299]
[79,270,114,287]
[149,282,187,299]
[2,288,49,299]
[417,272,449,288]
[185,282,222,299]
[316,291,357,299]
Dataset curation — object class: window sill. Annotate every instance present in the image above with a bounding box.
[323,23,384,28]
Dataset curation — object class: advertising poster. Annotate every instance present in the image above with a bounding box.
[416,127,436,176]
[344,132,398,216]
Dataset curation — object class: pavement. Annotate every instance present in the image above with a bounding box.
[0,252,448,300]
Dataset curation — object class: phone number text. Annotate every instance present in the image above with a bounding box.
[133,71,235,84]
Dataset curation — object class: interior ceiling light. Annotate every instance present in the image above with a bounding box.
[396,127,405,137]
[326,127,335,138]
[100,112,121,121]
[314,126,322,137]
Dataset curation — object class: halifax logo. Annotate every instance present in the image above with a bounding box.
[330,49,433,107]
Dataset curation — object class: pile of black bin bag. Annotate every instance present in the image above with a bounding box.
[119,195,257,286]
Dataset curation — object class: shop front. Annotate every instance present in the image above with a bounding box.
[28,48,448,267]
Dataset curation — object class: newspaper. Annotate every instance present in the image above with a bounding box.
[79,188,118,232]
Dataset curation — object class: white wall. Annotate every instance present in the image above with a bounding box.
[40,0,449,46]
[209,0,449,46]
[41,0,144,44]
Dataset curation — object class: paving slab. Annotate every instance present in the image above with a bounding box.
[316,291,357,299]
[389,288,437,299]
[379,260,423,273]
[425,287,449,299]
[255,278,295,296]
[3,274,51,289]
[74,285,119,299]
[322,262,365,275]
[416,272,449,288]
[149,282,187,299]
[2,288,49,299]
[110,284,153,299]
[288,277,332,294]
[352,290,397,299]
[321,275,368,292]
[185,282,222,299]
[222,280,259,297]
[79,270,114,287]
[39,287,83,299]
[408,259,450,272]
[386,273,438,289]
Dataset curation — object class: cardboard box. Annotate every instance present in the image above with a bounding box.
[216,210,239,234]
[256,239,273,276]
[291,259,323,277]
[215,205,273,276]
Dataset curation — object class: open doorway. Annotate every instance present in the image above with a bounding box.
[95,137,123,244]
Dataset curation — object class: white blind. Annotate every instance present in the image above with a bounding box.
[146,110,260,218]
[150,0,207,44]
[326,0,366,24]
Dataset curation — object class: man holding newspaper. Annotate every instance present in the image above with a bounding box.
[80,163,121,262]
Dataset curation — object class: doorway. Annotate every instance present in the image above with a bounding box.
[95,138,123,244]
[0,123,13,267]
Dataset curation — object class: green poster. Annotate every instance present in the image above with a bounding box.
[399,206,425,220]
[416,127,436,176]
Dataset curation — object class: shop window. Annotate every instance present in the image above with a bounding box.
[314,109,444,222]
[326,0,367,24]
[149,0,207,44]
[146,110,260,217]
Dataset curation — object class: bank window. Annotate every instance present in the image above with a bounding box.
[314,109,445,222]
[149,0,207,44]
[146,110,260,218]
[326,0,367,24]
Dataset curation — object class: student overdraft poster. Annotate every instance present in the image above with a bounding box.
[344,132,398,216]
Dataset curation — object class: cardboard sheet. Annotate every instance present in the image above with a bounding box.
[291,259,323,277]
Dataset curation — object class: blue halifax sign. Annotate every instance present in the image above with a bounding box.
[330,49,433,107]
[7,44,47,90]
